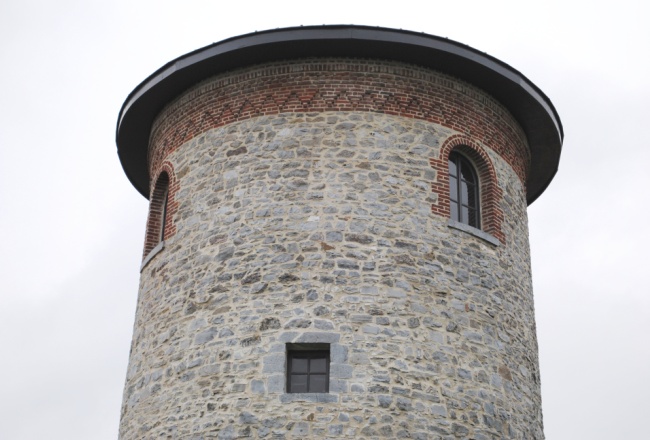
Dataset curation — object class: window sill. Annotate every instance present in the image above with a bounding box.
[279,393,337,403]
[140,241,164,272]
[448,219,499,246]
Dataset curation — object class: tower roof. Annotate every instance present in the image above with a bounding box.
[116,25,563,204]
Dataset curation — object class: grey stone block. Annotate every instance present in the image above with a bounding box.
[194,328,218,345]
[349,352,369,364]
[262,353,285,374]
[292,422,309,436]
[387,288,406,298]
[278,332,299,342]
[330,343,348,363]
[431,405,447,416]
[279,393,338,403]
[378,395,393,408]
[294,332,340,343]
[329,379,348,393]
[314,319,334,330]
[239,411,257,424]
[328,424,343,435]
[251,380,265,394]
[362,324,380,334]
[267,375,285,393]
[330,363,353,379]
[396,397,413,411]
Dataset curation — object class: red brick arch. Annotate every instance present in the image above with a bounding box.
[143,163,179,259]
[430,135,504,243]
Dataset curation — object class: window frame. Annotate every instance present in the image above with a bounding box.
[286,345,330,394]
[448,151,481,229]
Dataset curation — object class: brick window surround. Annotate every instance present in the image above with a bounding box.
[143,164,178,259]
[431,135,504,243]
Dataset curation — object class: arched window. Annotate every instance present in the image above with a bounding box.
[448,152,480,229]
[143,172,170,258]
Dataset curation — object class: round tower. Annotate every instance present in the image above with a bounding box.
[116,26,562,439]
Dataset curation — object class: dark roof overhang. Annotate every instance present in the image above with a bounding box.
[116,25,563,203]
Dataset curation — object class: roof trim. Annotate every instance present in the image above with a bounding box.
[116,25,563,203]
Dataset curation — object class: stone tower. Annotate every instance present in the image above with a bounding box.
[116,26,562,439]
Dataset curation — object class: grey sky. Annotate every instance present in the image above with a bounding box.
[1,0,648,438]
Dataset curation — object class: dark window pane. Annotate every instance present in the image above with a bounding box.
[310,357,327,373]
[310,375,328,393]
[460,161,476,184]
[451,201,459,222]
[160,190,168,241]
[449,175,458,202]
[290,375,308,393]
[468,208,478,227]
[291,358,308,373]
[466,183,477,208]
[461,180,469,203]
[448,158,457,177]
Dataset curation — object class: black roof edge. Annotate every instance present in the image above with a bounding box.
[116,25,563,203]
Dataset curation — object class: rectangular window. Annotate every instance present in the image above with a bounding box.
[287,344,330,393]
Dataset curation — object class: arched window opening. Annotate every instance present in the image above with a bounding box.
[448,152,480,229]
[143,172,170,259]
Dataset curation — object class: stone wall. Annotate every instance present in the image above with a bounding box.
[120,60,542,439]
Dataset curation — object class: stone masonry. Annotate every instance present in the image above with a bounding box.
[117,30,561,440]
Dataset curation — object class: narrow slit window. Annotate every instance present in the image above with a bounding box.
[159,187,169,242]
[143,172,170,258]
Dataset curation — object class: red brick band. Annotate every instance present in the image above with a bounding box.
[149,59,529,186]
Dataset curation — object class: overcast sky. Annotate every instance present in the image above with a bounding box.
[1,1,648,439]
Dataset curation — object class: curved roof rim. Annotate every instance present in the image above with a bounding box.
[116,25,563,204]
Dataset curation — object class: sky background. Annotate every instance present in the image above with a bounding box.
[1,0,648,438]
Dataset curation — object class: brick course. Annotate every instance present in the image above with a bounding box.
[148,59,530,193]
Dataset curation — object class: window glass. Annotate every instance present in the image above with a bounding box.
[468,208,478,227]
[291,357,309,373]
[160,188,169,242]
[290,375,308,393]
[461,206,469,224]
[287,348,330,393]
[450,201,459,222]
[448,158,457,177]
[309,375,328,393]
[466,183,477,208]
[461,164,476,184]
[461,180,469,202]
[449,176,458,201]
[310,357,327,373]
[448,152,480,229]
